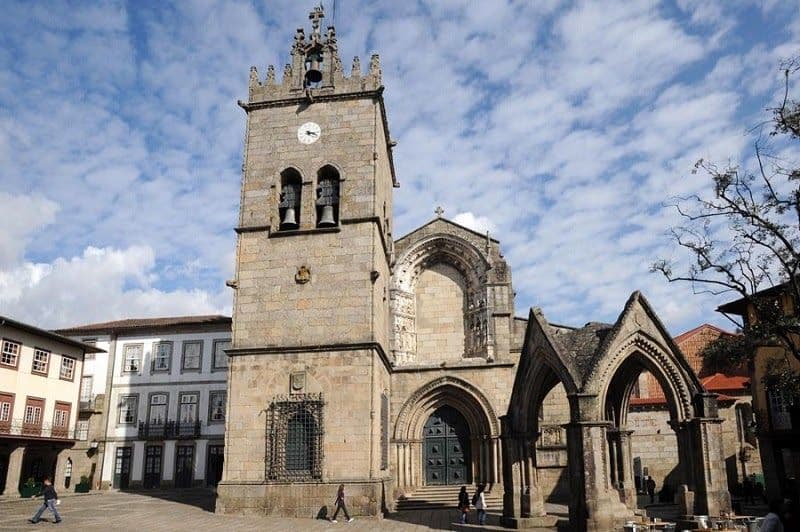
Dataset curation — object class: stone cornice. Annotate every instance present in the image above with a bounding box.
[392,361,515,373]
[228,341,392,372]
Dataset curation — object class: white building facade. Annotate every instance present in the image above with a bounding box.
[57,316,231,490]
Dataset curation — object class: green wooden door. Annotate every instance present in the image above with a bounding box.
[423,406,470,485]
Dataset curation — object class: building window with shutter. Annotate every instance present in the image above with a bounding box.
[122,344,143,373]
[212,339,230,371]
[152,342,172,372]
[76,420,89,440]
[1,339,21,368]
[208,391,226,423]
[181,341,203,372]
[60,357,76,381]
[118,395,138,425]
[32,349,50,376]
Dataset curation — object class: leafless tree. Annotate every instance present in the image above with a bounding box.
[652,56,800,396]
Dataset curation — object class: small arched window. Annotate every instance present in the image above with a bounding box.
[316,165,340,227]
[279,168,302,230]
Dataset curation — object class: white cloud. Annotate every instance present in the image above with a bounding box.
[0,245,229,329]
[452,212,498,235]
[0,192,59,268]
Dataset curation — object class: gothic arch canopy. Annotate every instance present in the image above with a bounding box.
[578,291,705,423]
[392,233,490,293]
[590,331,699,422]
[393,376,500,441]
[391,232,495,365]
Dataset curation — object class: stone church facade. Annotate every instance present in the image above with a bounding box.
[218,8,732,531]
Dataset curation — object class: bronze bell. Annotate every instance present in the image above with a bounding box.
[305,52,323,84]
[280,207,298,229]
[317,205,336,227]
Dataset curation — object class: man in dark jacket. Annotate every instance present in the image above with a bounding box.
[29,477,61,524]
[646,476,656,504]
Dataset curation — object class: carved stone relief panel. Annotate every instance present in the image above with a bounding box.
[390,289,416,365]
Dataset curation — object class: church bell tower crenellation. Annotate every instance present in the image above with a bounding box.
[247,6,382,104]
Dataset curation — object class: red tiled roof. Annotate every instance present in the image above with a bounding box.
[630,392,737,407]
[54,315,231,334]
[701,372,749,393]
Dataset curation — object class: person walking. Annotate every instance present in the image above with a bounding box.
[742,475,754,505]
[473,483,487,526]
[28,477,61,524]
[330,483,353,523]
[646,476,656,504]
[458,485,470,524]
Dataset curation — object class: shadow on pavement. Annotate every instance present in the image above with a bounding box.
[121,487,217,512]
[385,509,564,531]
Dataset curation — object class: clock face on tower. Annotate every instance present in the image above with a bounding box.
[297,122,321,144]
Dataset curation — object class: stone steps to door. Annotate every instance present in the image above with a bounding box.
[395,485,503,512]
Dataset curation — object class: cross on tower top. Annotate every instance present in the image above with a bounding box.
[309,5,324,35]
[435,206,444,218]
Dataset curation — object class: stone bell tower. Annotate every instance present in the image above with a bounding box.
[217,6,398,517]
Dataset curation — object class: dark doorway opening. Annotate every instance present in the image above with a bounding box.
[206,445,224,487]
[143,445,162,488]
[423,406,470,485]
[113,447,132,489]
[175,445,194,488]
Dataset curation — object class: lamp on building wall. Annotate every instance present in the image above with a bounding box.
[89,440,99,449]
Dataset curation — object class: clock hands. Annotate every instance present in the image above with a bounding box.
[305,130,318,137]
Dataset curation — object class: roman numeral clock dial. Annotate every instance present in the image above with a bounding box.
[297,122,321,144]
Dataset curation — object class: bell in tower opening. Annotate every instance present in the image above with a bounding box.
[304,49,323,85]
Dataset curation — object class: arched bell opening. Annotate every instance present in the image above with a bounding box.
[315,165,340,227]
[278,168,302,230]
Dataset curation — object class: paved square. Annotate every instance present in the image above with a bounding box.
[0,490,556,532]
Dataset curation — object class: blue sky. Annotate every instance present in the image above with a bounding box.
[0,0,798,332]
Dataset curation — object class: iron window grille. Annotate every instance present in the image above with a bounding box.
[265,393,324,481]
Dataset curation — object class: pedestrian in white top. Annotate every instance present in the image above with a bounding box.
[473,483,488,526]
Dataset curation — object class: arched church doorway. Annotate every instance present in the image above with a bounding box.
[423,406,471,485]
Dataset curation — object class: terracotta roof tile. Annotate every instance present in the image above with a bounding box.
[701,372,749,393]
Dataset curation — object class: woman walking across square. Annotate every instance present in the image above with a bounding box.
[330,483,354,523]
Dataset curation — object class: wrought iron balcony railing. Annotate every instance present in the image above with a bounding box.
[137,420,202,440]
[0,419,75,440]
